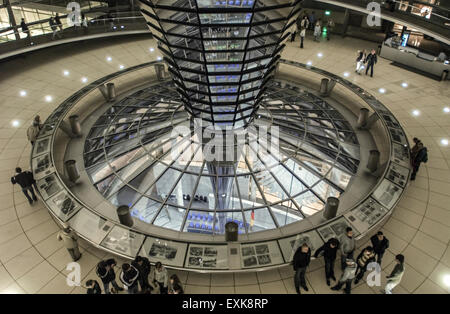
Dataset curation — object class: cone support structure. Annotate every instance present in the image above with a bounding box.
[138,0,302,128]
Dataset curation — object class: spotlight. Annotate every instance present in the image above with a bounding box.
[81,77,88,83]
[120,25,124,29]
[441,139,449,146]
[157,56,162,61]
[306,61,312,66]
[63,70,69,76]
[412,110,420,116]
[19,90,27,97]
[119,65,124,69]
[149,47,155,52]
[45,95,53,102]
[11,120,20,127]
[444,107,450,113]
[317,52,323,58]
[378,88,386,94]
[443,274,450,287]
[106,56,112,62]
[401,82,408,88]
[343,72,350,77]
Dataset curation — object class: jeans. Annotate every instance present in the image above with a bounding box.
[324,259,335,280]
[385,281,398,294]
[157,281,168,294]
[138,273,151,292]
[300,36,304,48]
[127,283,139,294]
[22,186,37,203]
[294,267,307,293]
[411,162,421,180]
[291,31,296,42]
[366,63,374,76]
[103,280,120,294]
[67,246,81,261]
[341,252,354,270]
[355,265,366,282]
[375,251,384,265]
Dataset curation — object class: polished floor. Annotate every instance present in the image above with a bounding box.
[0,34,449,294]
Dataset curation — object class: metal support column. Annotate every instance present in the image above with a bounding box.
[5,0,20,40]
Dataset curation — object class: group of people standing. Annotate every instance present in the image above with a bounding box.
[355,49,378,77]
[291,11,335,49]
[293,228,405,294]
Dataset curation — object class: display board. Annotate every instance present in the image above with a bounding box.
[36,173,63,200]
[278,230,324,262]
[100,225,145,257]
[185,244,228,269]
[385,162,410,187]
[344,198,389,233]
[32,153,54,180]
[372,178,404,210]
[47,190,82,221]
[140,237,187,268]
[316,216,359,242]
[33,136,51,157]
[68,207,113,244]
[240,241,284,268]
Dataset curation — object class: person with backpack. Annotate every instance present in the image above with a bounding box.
[131,256,152,293]
[86,279,101,294]
[11,167,37,204]
[314,238,340,286]
[120,263,140,294]
[96,258,124,294]
[411,142,428,180]
[410,137,423,162]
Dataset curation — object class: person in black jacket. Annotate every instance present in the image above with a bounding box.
[354,246,376,284]
[314,238,339,286]
[96,259,124,294]
[411,143,428,180]
[120,263,140,294]
[86,279,101,294]
[365,49,378,77]
[11,167,37,205]
[292,243,311,293]
[132,255,152,293]
[370,231,389,264]
[20,18,30,37]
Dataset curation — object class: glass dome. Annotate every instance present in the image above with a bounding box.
[84,80,360,235]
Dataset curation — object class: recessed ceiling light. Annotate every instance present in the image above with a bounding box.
[306,61,312,66]
[317,52,323,58]
[343,72,350,77]
[378,88,386,94]
[45,95,53,102]
[401,82,408,88]
[19,90,27,97]
[81,77,88,83]
[63,70,69,76]
[119,65,124,69]
[443,274,450,287]
[412,109,420,116]
[11,120,20,127]
[444,107,450,113]
[120,25,124,29]
[157,56,162,61]
[149,47,154,52]
[106,56,112,62]
[441,139,449,146]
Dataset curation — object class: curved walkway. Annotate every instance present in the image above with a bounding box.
[0,33,448,294]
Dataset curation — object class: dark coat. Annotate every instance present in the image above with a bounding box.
[11,171,35,189]
[414,147,428,165]
[314,239,339,261]
[370,235,389,254]
[96,259,117,284]
[87,281,101,294]
[293,247,311,270]
[365,53,377,65]
[132,257,151,277]
[120,266,139,289]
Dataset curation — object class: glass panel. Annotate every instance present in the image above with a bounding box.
[243,207,276,233]
[153,205,186,231]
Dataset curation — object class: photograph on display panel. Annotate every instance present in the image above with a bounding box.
[36,173,63,200]
[317,216,359,242]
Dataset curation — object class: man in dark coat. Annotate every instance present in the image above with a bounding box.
[314,238,339,286]
[119,263,140,294]
[411,143,427,180]
[132,255,152,293]
[365,49,378,77]
[370,231,389,264]
[96,258,124,294]
[292,243,311,293]
[11,167,37,204]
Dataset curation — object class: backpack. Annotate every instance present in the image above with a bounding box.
[421,148,428,163]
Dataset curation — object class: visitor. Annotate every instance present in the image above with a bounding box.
[11,167,37,205]
[300,27,306,49]
[119,263,140,294]
[353,246,376,284]
[313,20,321,42]
[339,227,355,270]
[96,258,124,294]
[86,279,101,294]
[81,13,88,29]
[365,49,378,77]
[326,18,335,40]
[308,11,316,30]
[153,262,168,294]
[292,243,311,293]
[384,254,405,294]
[331,258,357,294]
[49,17,61,40]
[355,49,366,74]
[20,18,30,38]
[56,222,81,262]
[168,274,184,294]
[410,137,422,161]
[132,255,152,293]
[55,13,63,32]
[411,142,428,180]
[27,116,42,145]
[370,231,389,264]
[314,238,339,286]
